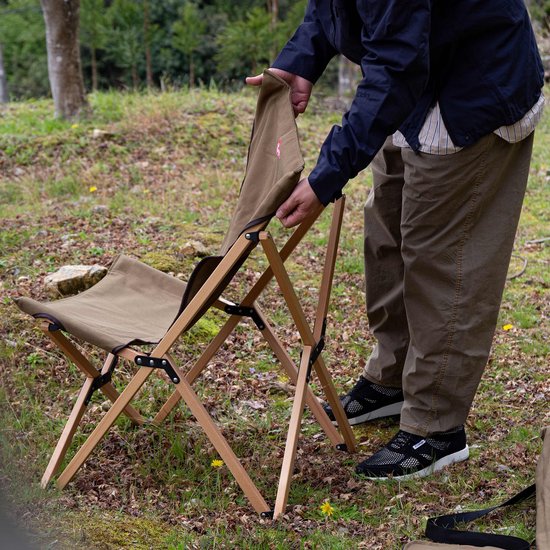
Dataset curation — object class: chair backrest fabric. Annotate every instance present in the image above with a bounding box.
[176,69,305,320]
[219,69,304,255]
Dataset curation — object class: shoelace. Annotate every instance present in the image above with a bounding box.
[388,430,417,451]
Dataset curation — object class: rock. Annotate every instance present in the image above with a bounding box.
[44,264,107,297]
[92,204,109,214]
[181,240,209,257]
[91,128,115,140]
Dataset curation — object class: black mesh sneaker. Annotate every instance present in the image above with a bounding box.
[323,376,404,426]
[355,426,469,480]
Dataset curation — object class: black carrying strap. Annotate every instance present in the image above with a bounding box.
[425,484,536,549]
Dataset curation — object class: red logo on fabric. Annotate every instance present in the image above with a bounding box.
[276,138,281,159]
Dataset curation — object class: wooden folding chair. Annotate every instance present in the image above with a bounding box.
[14,70,355,519]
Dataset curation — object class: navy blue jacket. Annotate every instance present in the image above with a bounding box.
[273,0,544,205]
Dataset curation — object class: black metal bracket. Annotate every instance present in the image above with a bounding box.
[244,231,261,243]
[135,355,180,384]
[303,337,324,383]
[224,304,265,330]
[85,372,113,405]
[84,356,118,406]
[303,318,327,382]
[309,338,325,369]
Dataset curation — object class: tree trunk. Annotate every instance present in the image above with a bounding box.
[189,55,195,89]
[143,0,153,89]
[0,43,9,104]
[41,0,88,119]
[268,0,279,62]
[268,0,278,26]
[91,46,98,92]
[131,64,139,90]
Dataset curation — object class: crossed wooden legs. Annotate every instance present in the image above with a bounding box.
[39,326,143,488]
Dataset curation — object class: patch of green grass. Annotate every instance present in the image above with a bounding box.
[45,175,84,199]
[0,86,546,549]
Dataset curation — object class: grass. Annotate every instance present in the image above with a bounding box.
[0,87,548,549]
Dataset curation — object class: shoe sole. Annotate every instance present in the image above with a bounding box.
[331,401,404,426]
[360,445,470,481]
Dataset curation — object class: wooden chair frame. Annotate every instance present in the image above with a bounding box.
[39,196,355,519]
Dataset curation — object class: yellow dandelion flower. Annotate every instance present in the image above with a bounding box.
[71,123,79,129]
[320,501,334,517]
[143,188,150,194]
[211,459,224,468]
[502,323,514,331]
[89,186,97,193]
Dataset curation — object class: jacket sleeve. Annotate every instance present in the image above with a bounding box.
[309,1,432,205]
[272,0,337,84]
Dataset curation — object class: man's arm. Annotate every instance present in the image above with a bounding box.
[276,1,432,227]
[271,0,338,85]
[309,1,432,205]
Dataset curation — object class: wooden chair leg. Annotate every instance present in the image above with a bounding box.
[311,355,356,452]
[41,376,95,487]
[45,327,143,425]
[273,346,312,519]
[152,315,240,425]
[57,366,154,489]
[260,233,356,453]
[169,360,271,516]
[256,308,344,448]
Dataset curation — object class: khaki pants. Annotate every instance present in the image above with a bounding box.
[362,133,534,436]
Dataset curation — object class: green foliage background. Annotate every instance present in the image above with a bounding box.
[0,0,309,99]
[0,0,547,101]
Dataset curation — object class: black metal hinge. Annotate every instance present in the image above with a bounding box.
[244,231,261,243]
[134,355,180,384]
[224,304,265,330]
[309,337,325,368]
[84,371,113,405]
[84,356,118,406]
[303,337,325,383]
[303,318,328,382]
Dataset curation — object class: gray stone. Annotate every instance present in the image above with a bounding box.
[181,240,208,257]
[92,204,109,214]
[45,264,107,297]
[91,128,115,140]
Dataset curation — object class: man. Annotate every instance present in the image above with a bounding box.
[247,0,544,480]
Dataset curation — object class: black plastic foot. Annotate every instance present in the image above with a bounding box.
[335,443,348,452]
[260,510,274,519]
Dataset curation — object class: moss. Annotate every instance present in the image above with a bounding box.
[140,251,181,273]
[52,511,180,549]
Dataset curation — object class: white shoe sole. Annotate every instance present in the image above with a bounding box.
[332,401,404,426]
[362,445,470,481]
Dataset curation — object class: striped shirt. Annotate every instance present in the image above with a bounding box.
[393,94,545,154]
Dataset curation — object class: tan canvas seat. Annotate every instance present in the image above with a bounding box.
[15,255,187,352]
[14,70,355,519]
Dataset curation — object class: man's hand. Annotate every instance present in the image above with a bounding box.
[276,178,322,228]
[246,68,312,117]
